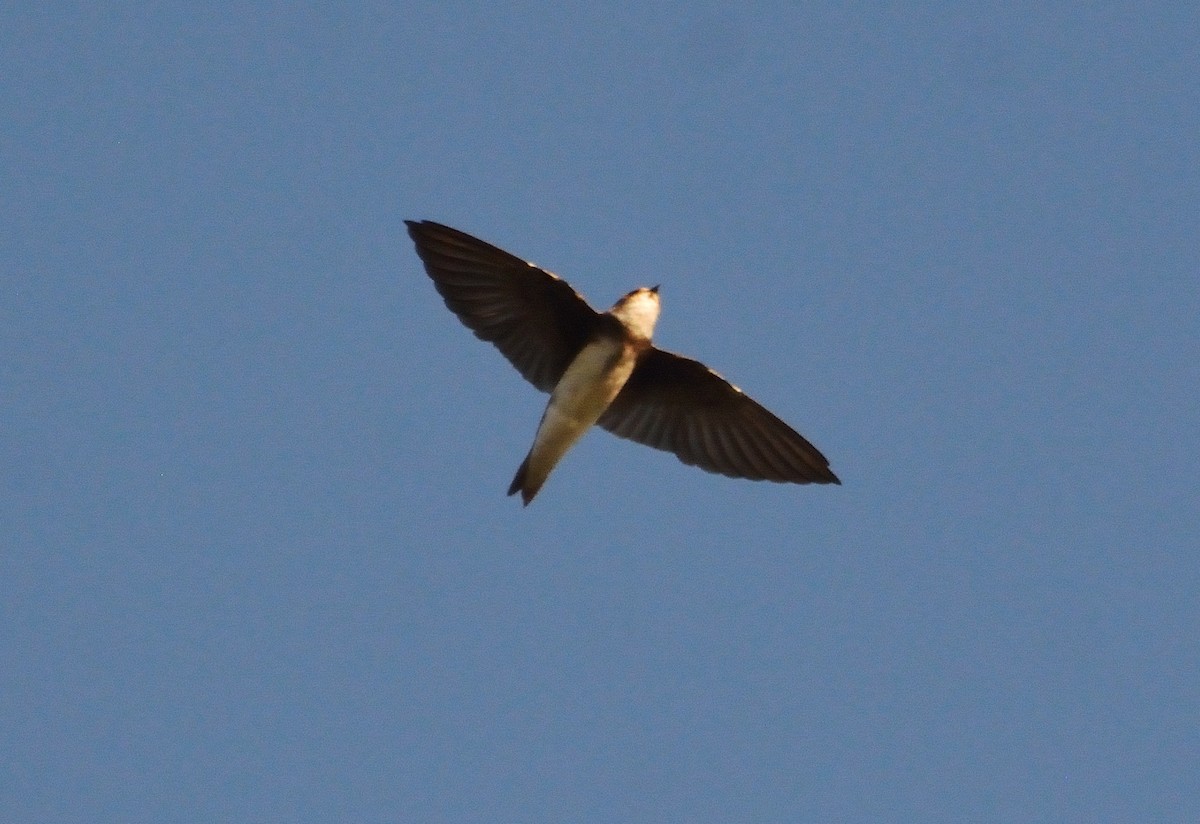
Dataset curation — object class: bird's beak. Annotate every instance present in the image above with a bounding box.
[650,284,660,294]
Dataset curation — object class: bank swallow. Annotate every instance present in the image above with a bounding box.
[406,220,840,505]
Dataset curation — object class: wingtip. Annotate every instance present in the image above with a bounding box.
[404,218,428,237]
[405,219,445,240]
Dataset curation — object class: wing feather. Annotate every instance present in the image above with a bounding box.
[597,348,839,485]
[406,220,601,392]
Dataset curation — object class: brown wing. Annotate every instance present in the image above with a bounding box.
[406,220,602,392]
[597,348,840,484]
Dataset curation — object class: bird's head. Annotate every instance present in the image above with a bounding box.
[610,285,661,340]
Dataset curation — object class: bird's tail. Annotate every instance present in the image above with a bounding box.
[507,451,545,506]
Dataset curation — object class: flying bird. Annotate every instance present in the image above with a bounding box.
[406,220,839,505]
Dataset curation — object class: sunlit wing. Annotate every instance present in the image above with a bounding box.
[597,348,840,484]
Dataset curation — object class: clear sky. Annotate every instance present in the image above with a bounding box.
[4,3,1198,822]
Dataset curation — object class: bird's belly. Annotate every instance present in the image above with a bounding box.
[547,338,637,428]
[525,338,637,467]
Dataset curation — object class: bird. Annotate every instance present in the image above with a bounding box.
[406,220,840,505]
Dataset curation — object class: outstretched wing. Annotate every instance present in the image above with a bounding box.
[597,348,840,484]
[406,220,602,392]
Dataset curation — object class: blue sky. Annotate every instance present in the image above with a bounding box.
[4,3,1198,821]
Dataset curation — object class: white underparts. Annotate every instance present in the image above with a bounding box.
[521,337,639,495]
